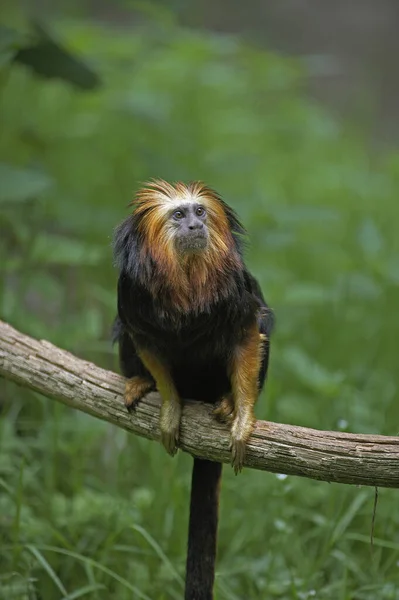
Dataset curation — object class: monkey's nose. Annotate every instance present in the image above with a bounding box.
[189,221,204,231]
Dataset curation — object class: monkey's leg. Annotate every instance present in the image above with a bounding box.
[138,349,181,456]
[229,323,262,474]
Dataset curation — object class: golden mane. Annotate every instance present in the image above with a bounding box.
[132,180,243,312]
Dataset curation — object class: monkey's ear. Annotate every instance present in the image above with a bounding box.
[113,215,140,275]
[261,307,275,338]
[223,202,248,254]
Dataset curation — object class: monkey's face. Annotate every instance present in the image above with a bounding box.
[169,203,209,254]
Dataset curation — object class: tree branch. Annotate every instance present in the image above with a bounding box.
[0,320,398,488]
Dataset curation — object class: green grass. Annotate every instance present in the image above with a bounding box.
[1,8,399,599]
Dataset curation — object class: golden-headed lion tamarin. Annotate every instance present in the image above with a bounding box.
[113,180,273,600]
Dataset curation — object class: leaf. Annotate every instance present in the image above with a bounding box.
[379,257,399,285]
[26,544,68,595]
[345,272,381,300]
[26,545,152,600]
[131,525,184,587]
[31,234,105,266]
[13,22,101,90]
[0,162,54,204]
[0,25,26,66]
[283,283,330,306]
[330,491,369,544]
[270,205,340,226]
[61,584,106,599]
[282,346,345,396]
[357,218,383,259]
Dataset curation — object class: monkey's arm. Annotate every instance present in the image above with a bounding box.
[138,349,182,456]
[116,276,182,455]
[113,317,155,410]
[224,272,274,473]
[228,322,262,473]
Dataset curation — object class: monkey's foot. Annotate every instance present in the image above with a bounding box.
[212,394,234,423]
[229,413,256,474]
[230,439,247,475]
[160,401,182,457]
[124,376,154,412]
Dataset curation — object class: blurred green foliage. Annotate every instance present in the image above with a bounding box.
[1,8,399,600]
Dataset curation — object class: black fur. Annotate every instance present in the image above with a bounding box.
[114,271,272,400]
[113,202,273,599]
[113,208,273,398]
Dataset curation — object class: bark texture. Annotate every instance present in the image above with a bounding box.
[1,320,398,488]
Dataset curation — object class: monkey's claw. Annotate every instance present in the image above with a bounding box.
[160,401,182,457]
[161,428,179,456]
[124,396,140,412]
[229,438,247,475]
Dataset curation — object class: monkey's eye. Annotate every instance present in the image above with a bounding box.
[173,210,184,220]
[196,206,206,217]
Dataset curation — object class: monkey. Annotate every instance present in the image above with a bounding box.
[113,180,273,600]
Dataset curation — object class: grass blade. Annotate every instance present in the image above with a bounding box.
[26,544,68,596]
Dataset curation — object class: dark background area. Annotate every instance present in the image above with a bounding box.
[22,0,399,142]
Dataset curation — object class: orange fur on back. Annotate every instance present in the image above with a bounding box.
[132,180,243,312]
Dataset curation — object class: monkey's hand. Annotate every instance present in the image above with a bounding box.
[229,410,256,475]
[124,376,155,411]
[159,398,182,456]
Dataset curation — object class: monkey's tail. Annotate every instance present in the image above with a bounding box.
[185,458,222,600]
